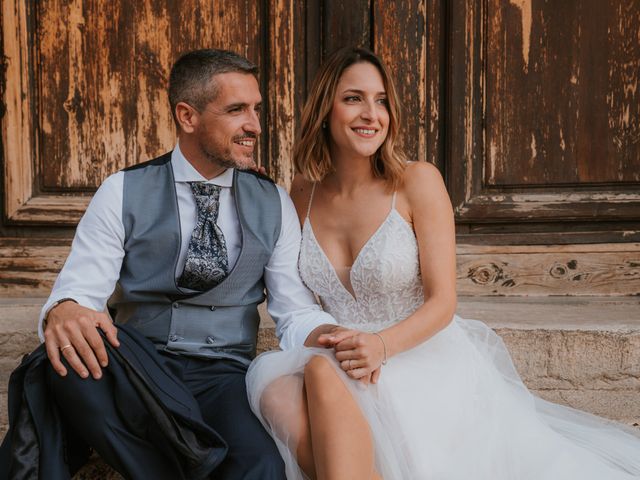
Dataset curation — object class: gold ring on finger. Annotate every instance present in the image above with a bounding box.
[60,344,73,353]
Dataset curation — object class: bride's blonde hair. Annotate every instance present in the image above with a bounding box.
[294,47,407,189]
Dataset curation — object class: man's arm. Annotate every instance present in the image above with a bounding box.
[41,172,125,378]
[263,186,340,350]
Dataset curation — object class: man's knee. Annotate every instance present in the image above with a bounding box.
[260,375,303,425]
[240,444,285,479]
[223,436,285,479]
[46,361,104,406]
[254,450,286,478]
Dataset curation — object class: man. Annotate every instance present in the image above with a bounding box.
[37,49,338,479]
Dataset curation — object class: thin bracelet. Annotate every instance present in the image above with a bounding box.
[372,332,388,365]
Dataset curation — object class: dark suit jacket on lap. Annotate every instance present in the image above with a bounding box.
[0,324,227,480]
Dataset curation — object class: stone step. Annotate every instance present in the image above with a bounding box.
[457,297,640,426]
[1,296,638,478]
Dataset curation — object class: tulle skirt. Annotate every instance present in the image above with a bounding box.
[246,316,640,479]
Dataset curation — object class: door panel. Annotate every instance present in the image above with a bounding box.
[449,0,640,224]
[3,0,264,224]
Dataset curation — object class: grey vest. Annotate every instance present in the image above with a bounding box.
[109,153,282,365]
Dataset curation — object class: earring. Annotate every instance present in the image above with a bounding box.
[322,121,327,129]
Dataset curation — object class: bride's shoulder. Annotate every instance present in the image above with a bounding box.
[402,161,445,190]
[401,161,450,209]
[289,174,315,219]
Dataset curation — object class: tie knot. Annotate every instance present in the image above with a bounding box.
[189,182,221,197]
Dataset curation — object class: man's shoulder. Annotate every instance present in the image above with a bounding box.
[122,152,173,173]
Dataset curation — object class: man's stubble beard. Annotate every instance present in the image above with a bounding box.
[200,140,255,171]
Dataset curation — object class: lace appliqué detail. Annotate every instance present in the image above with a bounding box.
[299,209,424,331]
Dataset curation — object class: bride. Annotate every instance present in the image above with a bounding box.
[246,47,640,479]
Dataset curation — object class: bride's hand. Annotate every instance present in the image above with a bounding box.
[331,331,386,382]
[315,326,358,348]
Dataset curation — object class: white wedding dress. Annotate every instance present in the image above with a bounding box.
[246,191,640,479]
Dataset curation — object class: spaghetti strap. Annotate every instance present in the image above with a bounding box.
[306,183,316,219]
[391,191,397,210]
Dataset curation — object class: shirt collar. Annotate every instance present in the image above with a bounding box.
[171,143,234,187]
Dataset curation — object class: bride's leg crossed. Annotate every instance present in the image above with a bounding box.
[260,374,317,478]
[304,355,379,480]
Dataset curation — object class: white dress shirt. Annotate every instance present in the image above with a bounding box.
[39,144,336,349]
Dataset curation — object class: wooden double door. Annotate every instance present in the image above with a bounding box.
[2,0,639,297]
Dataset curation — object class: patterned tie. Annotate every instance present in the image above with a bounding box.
[178,182,229,291]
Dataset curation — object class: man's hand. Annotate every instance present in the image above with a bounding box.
[329,331,386,384]
[44,301,119,379]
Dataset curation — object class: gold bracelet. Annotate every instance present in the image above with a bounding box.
[372,332,388,365]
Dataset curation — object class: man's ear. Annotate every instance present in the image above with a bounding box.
[175,102,198,134]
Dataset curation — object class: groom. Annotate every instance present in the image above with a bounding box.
[34,49,338,479]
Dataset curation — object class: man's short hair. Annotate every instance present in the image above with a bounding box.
[168,49,258,124]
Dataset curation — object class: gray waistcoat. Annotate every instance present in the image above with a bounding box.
[108,153,281,365]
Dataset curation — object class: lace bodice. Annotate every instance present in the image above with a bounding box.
[299,190,424,332]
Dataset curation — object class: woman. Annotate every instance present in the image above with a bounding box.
[246,47,640,479]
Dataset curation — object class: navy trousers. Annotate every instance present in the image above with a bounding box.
[46,350,284,480]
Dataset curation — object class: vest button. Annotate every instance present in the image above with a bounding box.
[210,305,216,311]
[206,336,215,344]
[173,303,180,309]
[169,334,178,342]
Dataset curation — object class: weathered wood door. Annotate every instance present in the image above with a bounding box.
[2,0,639,297]
[1,0,298,293]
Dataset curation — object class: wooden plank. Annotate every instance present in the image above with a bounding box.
[374,0,427,164]
[132,0,266,163]
[456,192,640,221]
[448,0,483,214]
[133,0,181,165]
[5,195,91,224]
[38,0,136,189]
[267,0,297,189]
[2,0,36,221]
[457,243,640,254]
[2,237,637,297]
[0,239,71,297]
[457,243,640,296]
[304,0,322,92]
[457,224,640,245]
[322,0,371,55]
[606,0,640,181]
[425,0,445,170]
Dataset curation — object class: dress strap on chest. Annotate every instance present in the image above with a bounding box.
[306,183,316,219]
[391,191,397,210]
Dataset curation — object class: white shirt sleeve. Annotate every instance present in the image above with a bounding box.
[264,186,337,350]
[38,172,125,340]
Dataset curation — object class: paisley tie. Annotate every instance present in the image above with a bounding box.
[178,182,229,291]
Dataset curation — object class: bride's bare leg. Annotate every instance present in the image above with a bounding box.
[304,355,380,480]
[260,375,317,478]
